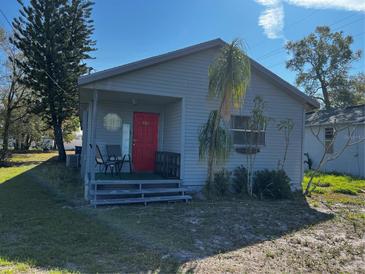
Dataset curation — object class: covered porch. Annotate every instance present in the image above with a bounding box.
[79,88,190,206]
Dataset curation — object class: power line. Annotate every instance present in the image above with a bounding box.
[332,17,365,32]
[248,10,320,50]
[256,14,365,62]
[252,13,356,58]
[265,31,365,70]
[0,9,12,27]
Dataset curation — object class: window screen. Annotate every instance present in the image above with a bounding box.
[231,115,265,146]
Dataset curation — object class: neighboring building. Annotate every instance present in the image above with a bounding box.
[305,104,365,178]
[78,38,318,205]
[64,129,83,150]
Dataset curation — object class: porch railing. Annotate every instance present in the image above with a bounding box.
[155,151,180,179]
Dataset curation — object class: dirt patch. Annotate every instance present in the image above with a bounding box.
[179,201,365,273]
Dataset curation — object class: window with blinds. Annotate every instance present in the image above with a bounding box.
[231,115,265,146]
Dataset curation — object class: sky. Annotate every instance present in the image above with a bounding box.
[0,0,364,86]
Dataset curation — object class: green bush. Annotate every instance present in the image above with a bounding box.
[253,169,292,199]
[212,168,231,197]
[232,165,248,195]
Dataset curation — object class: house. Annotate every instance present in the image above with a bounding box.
[305,104,365,178]
[78,38,319,205]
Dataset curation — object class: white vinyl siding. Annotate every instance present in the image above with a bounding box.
[163,100,182,153]
[305,124,365,178]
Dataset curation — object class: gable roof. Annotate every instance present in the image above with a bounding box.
[79,38,319,109]
[306,104,365,126]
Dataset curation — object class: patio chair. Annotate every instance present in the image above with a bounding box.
[106,144,133,174]
[94,144,117,175]
[106,144,123,162]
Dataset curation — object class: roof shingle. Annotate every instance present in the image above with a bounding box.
[306,104,365,126]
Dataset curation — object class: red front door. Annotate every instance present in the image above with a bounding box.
[132,112,159,172]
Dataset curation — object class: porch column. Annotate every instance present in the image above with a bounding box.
[88,89,98,198]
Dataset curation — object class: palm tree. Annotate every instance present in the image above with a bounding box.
[199,39,251,186]
[199,110,232,186]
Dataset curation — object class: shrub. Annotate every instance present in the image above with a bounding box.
[232,165,248,195]
[211,168,231,197]
[253,169,292,199]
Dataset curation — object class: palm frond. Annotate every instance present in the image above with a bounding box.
[208,38,251,120]
[198,110,232,162]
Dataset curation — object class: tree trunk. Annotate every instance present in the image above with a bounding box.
[23,134,32,151]
[53,121,66,161]
[321,81,331,109]
[0,110,12,161]
[14,138,20,150]
[207,152,214,186]
[206,111,221,187]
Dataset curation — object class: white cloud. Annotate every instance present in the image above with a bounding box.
[256,0,281,5]
[287,0,365,12]
[255,0,365,40]
[256,0,284,39]
[258,4,284,39]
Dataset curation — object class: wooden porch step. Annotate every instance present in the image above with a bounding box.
[91,179,181,185]
[90,187,188,196]
[90,195,192,206]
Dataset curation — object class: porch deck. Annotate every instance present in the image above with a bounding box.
[95,172,166,181]
[90,172,191,207]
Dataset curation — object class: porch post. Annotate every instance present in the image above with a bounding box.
[180,97,185,180]
[89,89,98,198]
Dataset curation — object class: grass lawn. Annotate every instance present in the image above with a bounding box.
[303,171,365,197]
[0,153,364,273]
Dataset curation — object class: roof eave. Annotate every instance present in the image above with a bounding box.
[249,59,320,109]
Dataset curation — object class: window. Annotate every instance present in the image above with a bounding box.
[231,115,265,146]
[325,127,334,154]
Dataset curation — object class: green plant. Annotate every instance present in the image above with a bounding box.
[253,169,292,199]
[199,39,250,185]
[12,0,95,161]
[286,26,361,108]
[199,110,232,189]
[232,165,248,195]
[244,96,270,197]
[211,168,231,197]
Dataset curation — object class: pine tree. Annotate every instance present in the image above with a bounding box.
[11,0,95,160]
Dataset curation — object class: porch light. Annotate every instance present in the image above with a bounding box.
[103,113,122,131]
